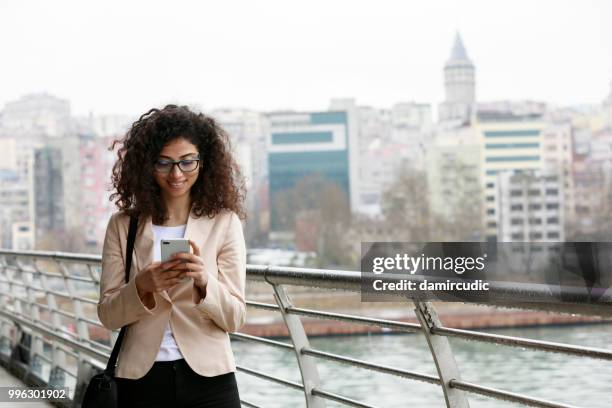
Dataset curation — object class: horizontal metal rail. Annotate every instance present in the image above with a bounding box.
[245,299,612,361]
[450,380,578,408]
[0,249,100,264]
[434,326,612,360]
[246,300,281,311]
[247,265,612,317]
[286,306,422,332]
[240,399,264,408]
[247,301,421,331]
[230,332,295,350]
[238,364,380,408]
[311,388,380,408]
[3,249,611,315]
[0,249,610,408]
[0,309,108,361]
[236,365,304,391]
[301,346,440,385]
[0,282,98,305]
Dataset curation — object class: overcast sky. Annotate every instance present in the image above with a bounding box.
[1,0,611,116]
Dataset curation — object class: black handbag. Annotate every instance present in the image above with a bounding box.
[82,214,138,408]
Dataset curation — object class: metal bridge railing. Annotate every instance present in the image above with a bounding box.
[0,249,610,408]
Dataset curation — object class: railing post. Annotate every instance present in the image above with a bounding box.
[40,259,66,388]
[58,262,90,341]
[22,261,44,378]
[271,283,326,408]
[414,301,470,408]
[0,256,13,356]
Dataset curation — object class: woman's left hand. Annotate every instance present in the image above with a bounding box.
[170,240,208,290]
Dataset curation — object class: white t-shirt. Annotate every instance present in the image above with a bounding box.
[152,224,186,362]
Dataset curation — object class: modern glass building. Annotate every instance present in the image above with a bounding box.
[267,111,351,232]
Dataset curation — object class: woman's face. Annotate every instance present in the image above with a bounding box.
[153,138,200,201]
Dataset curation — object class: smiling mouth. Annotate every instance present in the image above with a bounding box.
[168,181,186,188]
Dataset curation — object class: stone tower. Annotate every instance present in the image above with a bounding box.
[438,32,476,123]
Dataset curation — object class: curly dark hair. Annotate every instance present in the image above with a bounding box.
[109,104,246,224]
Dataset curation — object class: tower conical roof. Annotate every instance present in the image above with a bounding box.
[448,32,471,63]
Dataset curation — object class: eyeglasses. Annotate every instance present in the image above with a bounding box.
[154,157,200,173]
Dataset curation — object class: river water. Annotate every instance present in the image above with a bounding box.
[232,323,612,407]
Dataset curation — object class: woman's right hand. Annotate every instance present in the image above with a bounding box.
[135,260,184,308]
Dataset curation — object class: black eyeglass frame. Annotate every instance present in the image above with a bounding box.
[153,156,201,173]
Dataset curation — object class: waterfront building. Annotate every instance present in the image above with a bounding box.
[354,105,392,215]
[212,108,269,238]
[80,134,116,249]
[359,140,414,216]
[267,109,355,233]
[0,138,40,249]
[571,127,612,238]
[426,126,483,239]
[211,108,268,190]
[390,102,432,170]
[540,122,575,233]
[11,222,34,250]
[329,98,361,213]
[477,100,548,118]
[391,102,432,135]
[476,112,546,241]
[33,146,66,245]
[353,101,431,216]
[31,131,122,251]
[496,170,564,242]
[0,172,32,249]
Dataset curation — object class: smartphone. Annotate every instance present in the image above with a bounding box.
[161,238,190,263]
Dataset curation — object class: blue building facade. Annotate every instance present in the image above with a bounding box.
[267,111,350,231]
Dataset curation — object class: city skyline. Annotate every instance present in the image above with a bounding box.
[1,0,612,117]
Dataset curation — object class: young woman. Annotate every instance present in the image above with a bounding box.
[97,105,246,407]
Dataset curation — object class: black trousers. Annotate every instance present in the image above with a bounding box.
[116,359,241,408]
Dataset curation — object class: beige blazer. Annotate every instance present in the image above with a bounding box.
[97,209,246,379]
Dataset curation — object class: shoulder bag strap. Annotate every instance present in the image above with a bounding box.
[104,213,138,376]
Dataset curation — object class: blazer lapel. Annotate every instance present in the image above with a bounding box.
[134,214,172,304]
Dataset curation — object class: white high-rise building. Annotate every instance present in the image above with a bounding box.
[0,139,17,172]
[604,80,612,125]
[391,102,432,170]
[478,100,548,118]
[496,170,564,242]
[426,126,482,235]
[477,114,546,241]
[1,93,71,137]
[438,33,476,124]
[211,108,267,191]
[391,103,432,132]
[73,113,133,138]
[329,98,361,213]
[541,122,574,231]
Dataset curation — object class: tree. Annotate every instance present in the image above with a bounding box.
[35,226,90,253]
[380,165,435,242]
[273,174,354,268]
[437,160,484,242]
